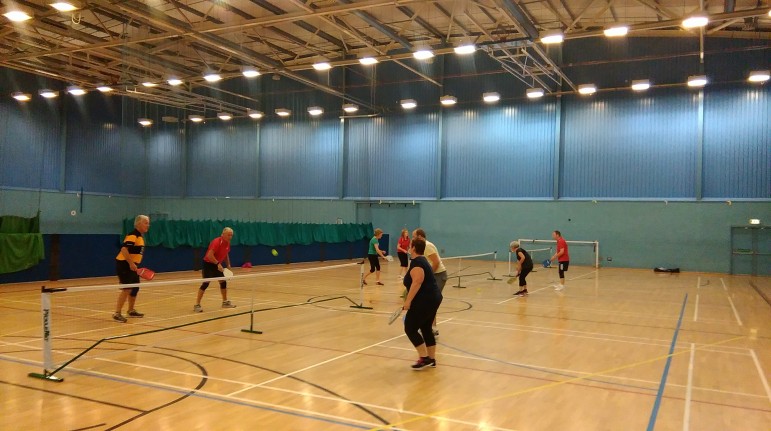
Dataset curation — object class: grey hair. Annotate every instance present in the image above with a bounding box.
[510,241,519,249]
[134,215,149,227]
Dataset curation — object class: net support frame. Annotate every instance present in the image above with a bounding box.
[518,238,600,269]
[447,251,498,289]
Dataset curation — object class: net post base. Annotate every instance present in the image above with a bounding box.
[349,304,373,310]
[241,329,263,334]
[28,371,63,382]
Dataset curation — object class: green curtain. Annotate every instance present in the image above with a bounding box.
[0,212,44,274]
[123,219,373,248]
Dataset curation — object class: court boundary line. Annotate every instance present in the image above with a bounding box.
[749,349,771,403]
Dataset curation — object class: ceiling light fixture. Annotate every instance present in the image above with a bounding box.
[687,75,708,87]
[440,95,457,106]
[167,77,183,86]
[3,7,34,22]
[748,70,770,83]
[247,109,264,119]
[203,73,222,82]
[413,50,434,60]
[682,14,709,29]
[526,88,545,99]
[454,44,476,55]
[308,106,324,116]
[242,68,260,78]
[188,115,204,123]
[540,31,564,44]
[39,89,58,98]
[400,99,417,109]
[359,57,378,65]
[50,2,81,12]
[483,92,500,103]
[138,118,153,126]
[96,85,113,93]
[275,108,291,117]
[631,79,651,91]
[342,103,359,113]
[142,81,158,87]
[604,25,629,37]
[67,86,86,96]
[12,92,31,101]
[578,84,597,95]
[217,112,232,121]
[313,61,332,71]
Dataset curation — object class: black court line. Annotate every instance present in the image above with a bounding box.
[0,379,145,412]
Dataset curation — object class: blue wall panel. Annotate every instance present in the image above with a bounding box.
[561,90,698,198]
[147,125,186,197]
[0,100,62,190]
[187,123,259,197]
[703,86,771,199]
[259,120,340,198]
[443,104,556,198]
[345,115,439,199]
[64,96,146,195]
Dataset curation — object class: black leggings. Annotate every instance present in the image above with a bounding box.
[518,266,532,287]
[404,299,442,347]
[367,254,380,273]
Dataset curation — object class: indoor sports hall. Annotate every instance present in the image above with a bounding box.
[0,1,769,430]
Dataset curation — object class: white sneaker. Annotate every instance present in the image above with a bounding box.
[222,300,236,308]
[554,284,565,291]
[193,304,203,313]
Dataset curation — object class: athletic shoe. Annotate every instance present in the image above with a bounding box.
[376,281,384,286]
[429,358,437,368]
[127,309,144,317]
[193,304,203,313]
[113,313,127,323]
[554,284,565,291]
[222,300,236,308]
[513,289,528,297]
[411,357,434,370]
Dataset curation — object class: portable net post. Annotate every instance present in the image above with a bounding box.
[350,261,372,309]
[241,279,263,335]
[28,286,65,382]
[487,251,501,280]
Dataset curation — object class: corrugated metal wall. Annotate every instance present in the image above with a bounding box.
[64,97,145,195]
[703,85,770,198]
[186,123,259,197]
[443,104,557,198]
[345,114,439,199]
[561,90,699,198]
[259,119,340,198]
[146,124,186,197]
[0,99,62,190]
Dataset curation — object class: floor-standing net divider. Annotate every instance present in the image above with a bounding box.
[446,251,499,288]
[518,238,601,268]
[28,262,360,382]
[506,247,553,277]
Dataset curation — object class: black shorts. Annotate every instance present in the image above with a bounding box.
[202,261,224,278]
[116,260,139,285]
[558,261,570,272]
[397,252,409,267]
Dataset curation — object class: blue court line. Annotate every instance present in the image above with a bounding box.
[646,293,688,431]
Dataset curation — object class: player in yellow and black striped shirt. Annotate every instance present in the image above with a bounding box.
[113,215,150,323]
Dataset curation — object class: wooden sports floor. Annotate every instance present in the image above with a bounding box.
[1,259,769,431]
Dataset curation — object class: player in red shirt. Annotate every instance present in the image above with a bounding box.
[550,230,570,291]
[194,227,236,312]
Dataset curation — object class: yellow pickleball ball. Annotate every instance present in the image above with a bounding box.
[271,249,278,256]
